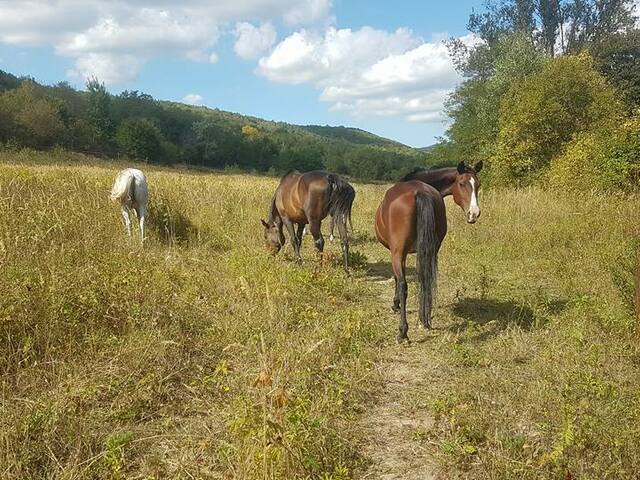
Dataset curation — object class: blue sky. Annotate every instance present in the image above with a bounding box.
[0,0,483,147]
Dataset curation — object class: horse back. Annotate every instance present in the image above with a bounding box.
[375,181,445,253]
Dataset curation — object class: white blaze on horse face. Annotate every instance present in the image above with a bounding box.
[467,177,480,223]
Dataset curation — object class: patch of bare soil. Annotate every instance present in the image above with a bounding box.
[358,279,440,480]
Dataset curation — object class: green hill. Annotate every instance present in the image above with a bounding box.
[300,124,409,149]
[0,69,432,181]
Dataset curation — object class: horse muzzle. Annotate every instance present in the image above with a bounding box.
[466,208,480,224]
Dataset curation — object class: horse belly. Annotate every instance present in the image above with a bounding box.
[374,206,390,250]
[280,203,307,224]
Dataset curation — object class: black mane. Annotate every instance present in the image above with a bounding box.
[401,165,459,181]
[401,167,425,181]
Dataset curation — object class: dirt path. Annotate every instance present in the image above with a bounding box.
[358,278,441,480]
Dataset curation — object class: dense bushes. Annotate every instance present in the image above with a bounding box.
[493,54,621,184]
[548,116,640,191]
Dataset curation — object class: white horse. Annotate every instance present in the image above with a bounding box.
[110,168,148,242]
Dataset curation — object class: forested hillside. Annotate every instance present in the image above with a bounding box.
[0,70,429,181]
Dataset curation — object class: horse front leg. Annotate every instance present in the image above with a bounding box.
[392,250,408,343]
[309,220,324,260]
[296,222,305,247]
[282,218,301,261]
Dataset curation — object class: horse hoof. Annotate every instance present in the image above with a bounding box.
[396,334,410,344]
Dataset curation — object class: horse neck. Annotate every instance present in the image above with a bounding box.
[420,169,458,196]
[267,196,281,225]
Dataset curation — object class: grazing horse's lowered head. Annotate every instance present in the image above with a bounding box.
[403,160,482,224]
[261,217,285,254]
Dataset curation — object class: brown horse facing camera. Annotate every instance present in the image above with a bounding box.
[262,170,356,269]
[375,161,482,342]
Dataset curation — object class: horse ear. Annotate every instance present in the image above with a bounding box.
[457,161,466,174]
[474,160,483,173]
[261,219,269,228]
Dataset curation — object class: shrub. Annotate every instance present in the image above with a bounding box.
[548,116,640,192]
[115,118,164,162]
[492,54,621,185]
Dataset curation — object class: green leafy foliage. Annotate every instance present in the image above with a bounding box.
[115,118,165,163]
[591,29,640,112]
[548,116,640,191]
[493,54,620,184]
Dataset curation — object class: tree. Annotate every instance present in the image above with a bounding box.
[86,77,113,149]
[548,115,640,191]
[492,54,620,183]
[563,0,635,53]
[537,0,562,56]
[459,0,636,73]
[591,29,640,112]
[446,34,544,164]
[115,118,165,163]
[0,81,66,148]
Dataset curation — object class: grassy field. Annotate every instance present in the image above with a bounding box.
[1,149,639,479]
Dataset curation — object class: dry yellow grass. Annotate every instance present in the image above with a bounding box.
[1,148,639,479]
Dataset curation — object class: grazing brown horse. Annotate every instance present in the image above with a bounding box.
[262,170,355,269]
[375,161,482,342]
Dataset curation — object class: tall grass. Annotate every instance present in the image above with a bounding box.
[2,148,639,479]
[0,150,385,479]
[355,187,640,479]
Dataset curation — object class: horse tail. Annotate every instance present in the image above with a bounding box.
[327,174,355,233]
[110,170,135,204]
[415,191,438,329]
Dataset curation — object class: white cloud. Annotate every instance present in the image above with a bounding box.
[283,0,333,26]
[234,22,277,60]
[258,27,418,84]
[68,53,144,85]
[0,0,333,85]
[259,27,477,123]
[182,93,204,105]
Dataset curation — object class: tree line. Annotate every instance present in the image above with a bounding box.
[0,72,430,182]
[442,0,640,191]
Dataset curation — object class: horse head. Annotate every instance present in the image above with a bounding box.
[261,219,285,254]
[451,161,483,224]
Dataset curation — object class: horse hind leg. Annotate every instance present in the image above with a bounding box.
[335,215,350,271]
[136,205,146,244]
[296,222,305,246]
[392,278,401,313]
[329,216,335,242]
[392,250,409,342]
[121,206,132,237]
